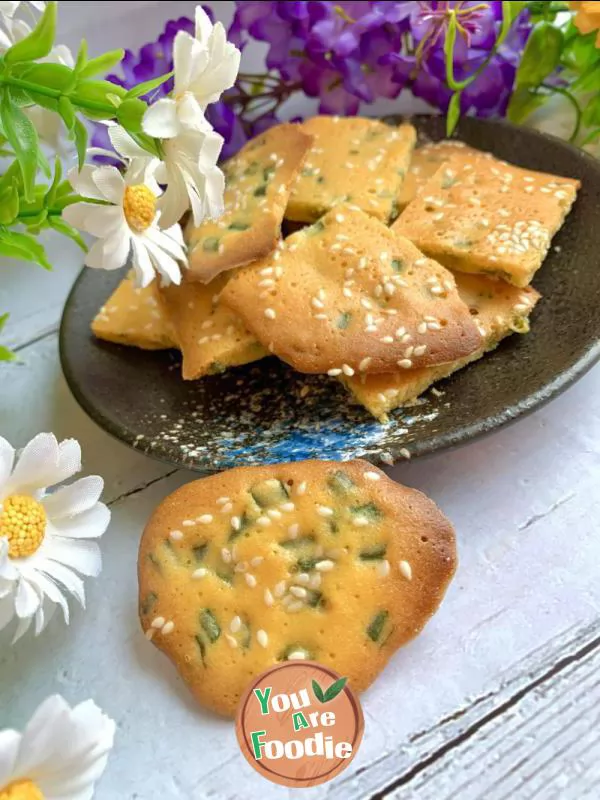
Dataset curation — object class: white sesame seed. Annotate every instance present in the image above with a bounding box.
[309,573,322,589]
[335,213,345,223]
[399,560,413,580]
[264,308,276,319]
[404,346,414,358]
[311,297,325,310]
[230,615,242,633]
[216,497,230,505]
[401,333,412,344]
[197,514,213,524]
[257,516,271,527]
[151,616,165,629]
[413,344,427,356]
[377,560,391,577]
[417,322,427,334]
[234,561,248,573]
[225,634,238,648]
[250,556,264,567]
[161,621,175,635]
[288,650,308,660]
[361,298,373,309]
[315,560,335,572]
[353,517,369,527]
[514,303,529,313]
[169,530,184,541]
[257,629,269,648]
[220,503,233,514]
[280,502,295,512]
[396,326,406,338]
[327,368,343,377]
[414,258,428,266]
[260,267,274,276]
[287,523,300,538]
[342,364,355,376]
[231,516,241,531]
[315,313,328,320]
[296,481,307,496]
[221,547,232,563]
[295,573,310,585]
[267,508,282,520]
[290,586,308,599]
[343,288,353,298]
[364,471,381,481]
[192,568,208,579]
[359,357,372,371]
[317,505,334,518]
[201,320,213,330]
[264,588,274,606]
[274,580,287,597]
[286,601,304,613]
[397,359,413,369]
[245,573,257,588]
[380,336,394,344]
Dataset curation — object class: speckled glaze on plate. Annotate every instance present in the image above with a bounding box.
[60,115,600,472]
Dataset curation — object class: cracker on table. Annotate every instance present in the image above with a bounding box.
[186,123,313,283]
[286,116,416,224]
[158,275,267,381]
[138,459,456,717]
[91,271,176,350]
[343,273,541,421]
[393,151,579,288]
[397,140,480,211]
[221,204,483,375]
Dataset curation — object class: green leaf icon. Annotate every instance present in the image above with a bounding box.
[312,679,325,703]
[312,676,348,703]
[323,677,348,702]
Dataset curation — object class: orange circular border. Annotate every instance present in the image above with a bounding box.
[235,661,364,787]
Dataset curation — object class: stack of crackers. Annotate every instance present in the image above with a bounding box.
[93,116,579,422]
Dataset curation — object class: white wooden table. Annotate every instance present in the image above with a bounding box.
[2,4,600,799]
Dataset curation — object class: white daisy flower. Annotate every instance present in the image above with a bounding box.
[63,153,187,287]
[142,5,240,140]
[0,694,115,800]
[0,433,110,643]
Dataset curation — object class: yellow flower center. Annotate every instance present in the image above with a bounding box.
[0,495,47,559]
[0,779,44,800]
[123,184,156,232]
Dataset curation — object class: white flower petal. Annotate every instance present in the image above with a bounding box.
[21,567,70,624]
[48,43,74,67]
[47,504,110,540]
[130,237,157,288]
[0,593,15,632]
[0,729,21,789]
[42,476,104,520]
[194,4,213,42]
[61,202,94,233]
[12,613,33,644]
[108,125,150,161]
[35,595,57,636]
[34,601,46,635]
[33,559,86,607]
[145,224,187,264]
[0,2,20,18]
[91,166,125,205]
[55,438,82,485]
[15,578,41,619]
[0,539,19,580]
[172,31,203,98]
[67,165,105,201]
[0,436,16,493]
[14,695,72,777]
[142,97,181,139]
[43,537,102,578]
[77,205,125,239]
[6,432,60,495]
[85,230,130,271]
[176,92,206,130]
[143,237,182,286]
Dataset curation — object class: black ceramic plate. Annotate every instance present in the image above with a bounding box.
[60,115,600,472]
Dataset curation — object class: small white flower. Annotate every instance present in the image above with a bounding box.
[0,694,115,800]
[63,148,187,287]
[0,1,44,49]
[143,6,240,139]
[0,433,110,643]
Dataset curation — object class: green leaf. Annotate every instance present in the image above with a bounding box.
[37,146,51,179]
[125,72,173,99]
[515,22,564,88]
[8,86,34,107]
[506,0,528,21]
[72,79,126,120]
[582,94,600,128]
[0,229,52,269]
[443,11,460,91]
[323,676,348,703]
[446,91,461,136]
[0,159,23,194]
[507,86,547,124]
[20,62,77,91]
[0,90,39,202]
[0,345,17,362]
[44,157,62,206]
[58,96,76,132]
[0,181,20,225]
[74,39,88,74]
[47,216,87,251]
[78,49,124,80]
[311,680,325,703]
[116,97,146,132]
[72,118,88,170]
[128,130,161,158]
[4,1,57,64]
[0,313,9,334]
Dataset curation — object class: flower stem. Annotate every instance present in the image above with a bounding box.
[540,83,582,142]
[1,77,117,115]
